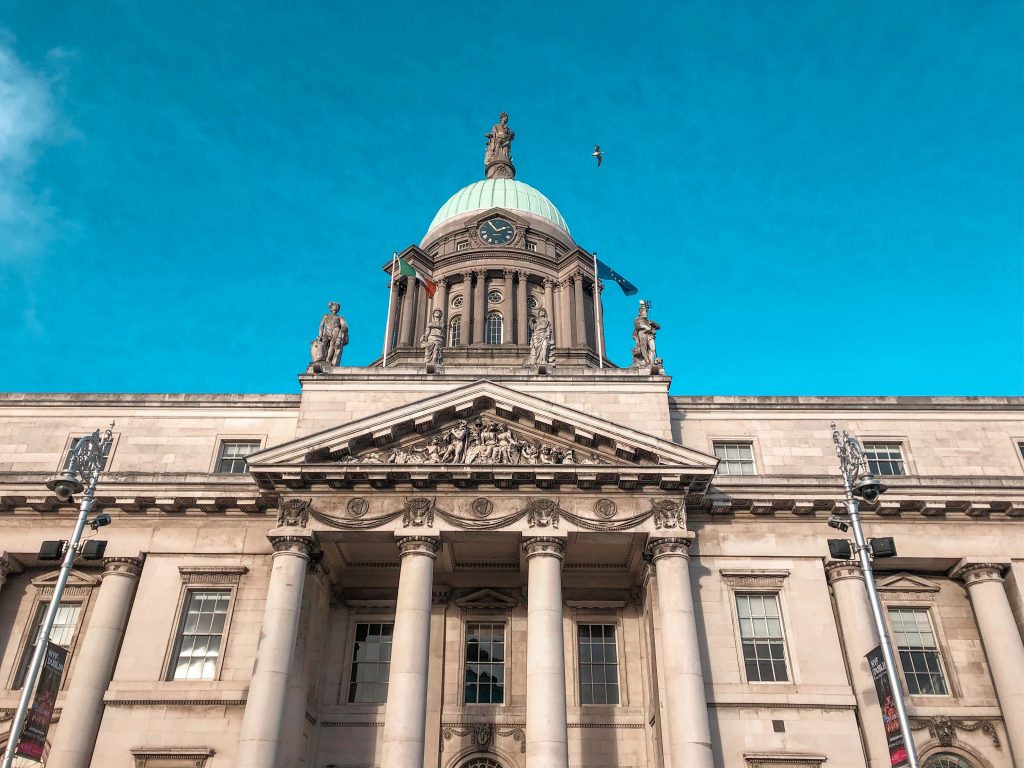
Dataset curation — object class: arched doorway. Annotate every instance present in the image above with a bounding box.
[460,759,503,768]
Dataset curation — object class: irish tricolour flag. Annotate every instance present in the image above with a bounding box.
[397,256,437,299]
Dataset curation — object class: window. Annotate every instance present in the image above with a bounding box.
[215,440,260,474]
[863,442,906,476]
[526,296,539,309]
[61,436,86,470]
[1017,440,1024,462]
[170,590,231,680]
[457,241,468,251]
[449,315,463,346]
[736,593,789,682]
[348,622,393,703]
[487,290,503,304]
[888,606,948,695]
[451,294,464,309]
[714,442,756,475]
[485,312,503,345]
[578,624,620,705]
[464,623,504,704]
[526,242,538,252]
[924,755,974,768]
[15,602,82,688]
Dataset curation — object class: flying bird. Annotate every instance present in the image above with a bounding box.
[592,145,603,167]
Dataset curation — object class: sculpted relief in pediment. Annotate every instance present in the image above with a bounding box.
[329,416,646,467]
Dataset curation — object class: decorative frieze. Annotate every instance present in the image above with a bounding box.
[130,747,215,768]
[440,722,526,753]
[909,715,1001,748]
[720,569,789,589]
[176,565,249,585]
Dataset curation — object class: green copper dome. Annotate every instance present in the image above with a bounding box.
[424,179,570,239]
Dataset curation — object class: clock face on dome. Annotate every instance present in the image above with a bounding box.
[479,218,515,245]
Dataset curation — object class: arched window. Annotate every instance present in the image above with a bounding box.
[924,756,975,768]
[460,759,502,768]
[449,315,462,347]
[485,312,503,344]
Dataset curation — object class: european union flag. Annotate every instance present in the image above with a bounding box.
[595,258,638,296]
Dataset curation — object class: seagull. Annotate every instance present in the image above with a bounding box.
[592,145,603,167]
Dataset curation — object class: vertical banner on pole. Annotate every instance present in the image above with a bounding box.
[16,642,67,760]
[867,645,910,767]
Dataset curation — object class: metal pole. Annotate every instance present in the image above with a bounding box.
[833,426,920,768]
[1,479,96,768]
[592,252,604,368]
[382,252,397,368]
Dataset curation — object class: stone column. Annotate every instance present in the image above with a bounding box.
[523,535,569,768]
[461,271,473,344]
[502,270,514,344]
[381,535,440,768]
[473,269,487,344]
[435,277,449,322]
[544,279,556,348]
[413,281,427,346]
[236,531,317,768]
[46,556,144,768]
[951,560,1024,763]
[572,271,586,347]
[825,561,889,767]
[398,279,415,348]
[647,535,713,768]
[516,272,529,344]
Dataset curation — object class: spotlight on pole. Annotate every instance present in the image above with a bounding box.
[869,537,898,559]
[827,539,854,560]
[826,515,849,532]
[38,541,67,561]
[80,540,108,561]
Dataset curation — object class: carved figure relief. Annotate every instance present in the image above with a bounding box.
[276,498,311,528]
[338,417,588,466]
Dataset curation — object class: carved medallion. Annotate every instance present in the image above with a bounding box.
[346,497,369,518]
[471,497,494,518]
[594,498,617,519]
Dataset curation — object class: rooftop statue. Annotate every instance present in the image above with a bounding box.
[631,300,661,369]
[421,309,445,367]
[311,301,349,367]
[526,307,554,365]
[484,112,515,178]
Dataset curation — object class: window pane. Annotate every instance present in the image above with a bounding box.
[464,623,505,703]
[714,443,756,475]
[863,442,907,476]
[216,441,260,474]
[16,602,82,689]
[348,622,394,703]
[736,594,789,682]
[888,607,948,696]
[170,590,231,681]
[577,624,619,706]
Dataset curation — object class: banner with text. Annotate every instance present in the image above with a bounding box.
[867,645,910,768]
[16,641,68,760]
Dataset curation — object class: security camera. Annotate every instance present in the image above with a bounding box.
[88,513,112,530]
[852,471,888,502]
[827,515,849,532]
[45,470,84,502]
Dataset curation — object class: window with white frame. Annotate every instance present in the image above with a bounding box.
[485,312,503,345]
[449,315,463,346]
[577,624,620,704]
[888,606,948,695]
[15,602,82,688]
[464,622,505,704]
[736,593,789,682]
[169,590,231,680]
[863,442,907,476]
[456,241,468,251]
[714,442,756,475]
[215,440,260,474]
[348,622,393,703]
[451,294,464,309]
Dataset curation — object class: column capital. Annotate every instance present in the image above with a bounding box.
[269,533,318,560]
[522,535,566,560]
[646,535,693,562]
[102,555,144,580]
[949,560,1007,586]
[397,535,440,559]
[824,560,864,585]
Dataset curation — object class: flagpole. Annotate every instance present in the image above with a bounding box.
[383,252,397,368]
[593,251,605,369]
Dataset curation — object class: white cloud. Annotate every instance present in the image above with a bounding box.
[0,33,66,260]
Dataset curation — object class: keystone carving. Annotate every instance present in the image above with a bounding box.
[651,498,685,529]
[277,498,311,528]
[402,497,436,527]
[524,498,562,528]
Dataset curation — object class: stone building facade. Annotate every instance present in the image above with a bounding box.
[1,123,1022,768]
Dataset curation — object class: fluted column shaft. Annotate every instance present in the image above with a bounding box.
[435,278,449,323]
[648,536,713,768]
[398,280,415,347]
[473,270,486,344]
[381,536,440,768]
[413,281,427,345]
[502,270,514,344]
[47,557,143,768]
[543,279,556,348]
[572,272,586,347]
[516,272,528,344]
[236,532,316,768]
[952,561,1024,763]
[825,561,889,767]
[524,536,569,768]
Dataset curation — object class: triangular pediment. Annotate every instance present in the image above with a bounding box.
[875,573,940,593]
[455,588,520,609]
[247,380,717,493]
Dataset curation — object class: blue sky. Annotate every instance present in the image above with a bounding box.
[1,1,1021,395]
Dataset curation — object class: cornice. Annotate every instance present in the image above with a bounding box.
[0,393,299,408]
[669,395,1023,411]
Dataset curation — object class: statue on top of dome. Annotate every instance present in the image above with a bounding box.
[484,112,516,179]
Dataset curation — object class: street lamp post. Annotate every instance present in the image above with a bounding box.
[831,423,920,768]
[2,423,115,768]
